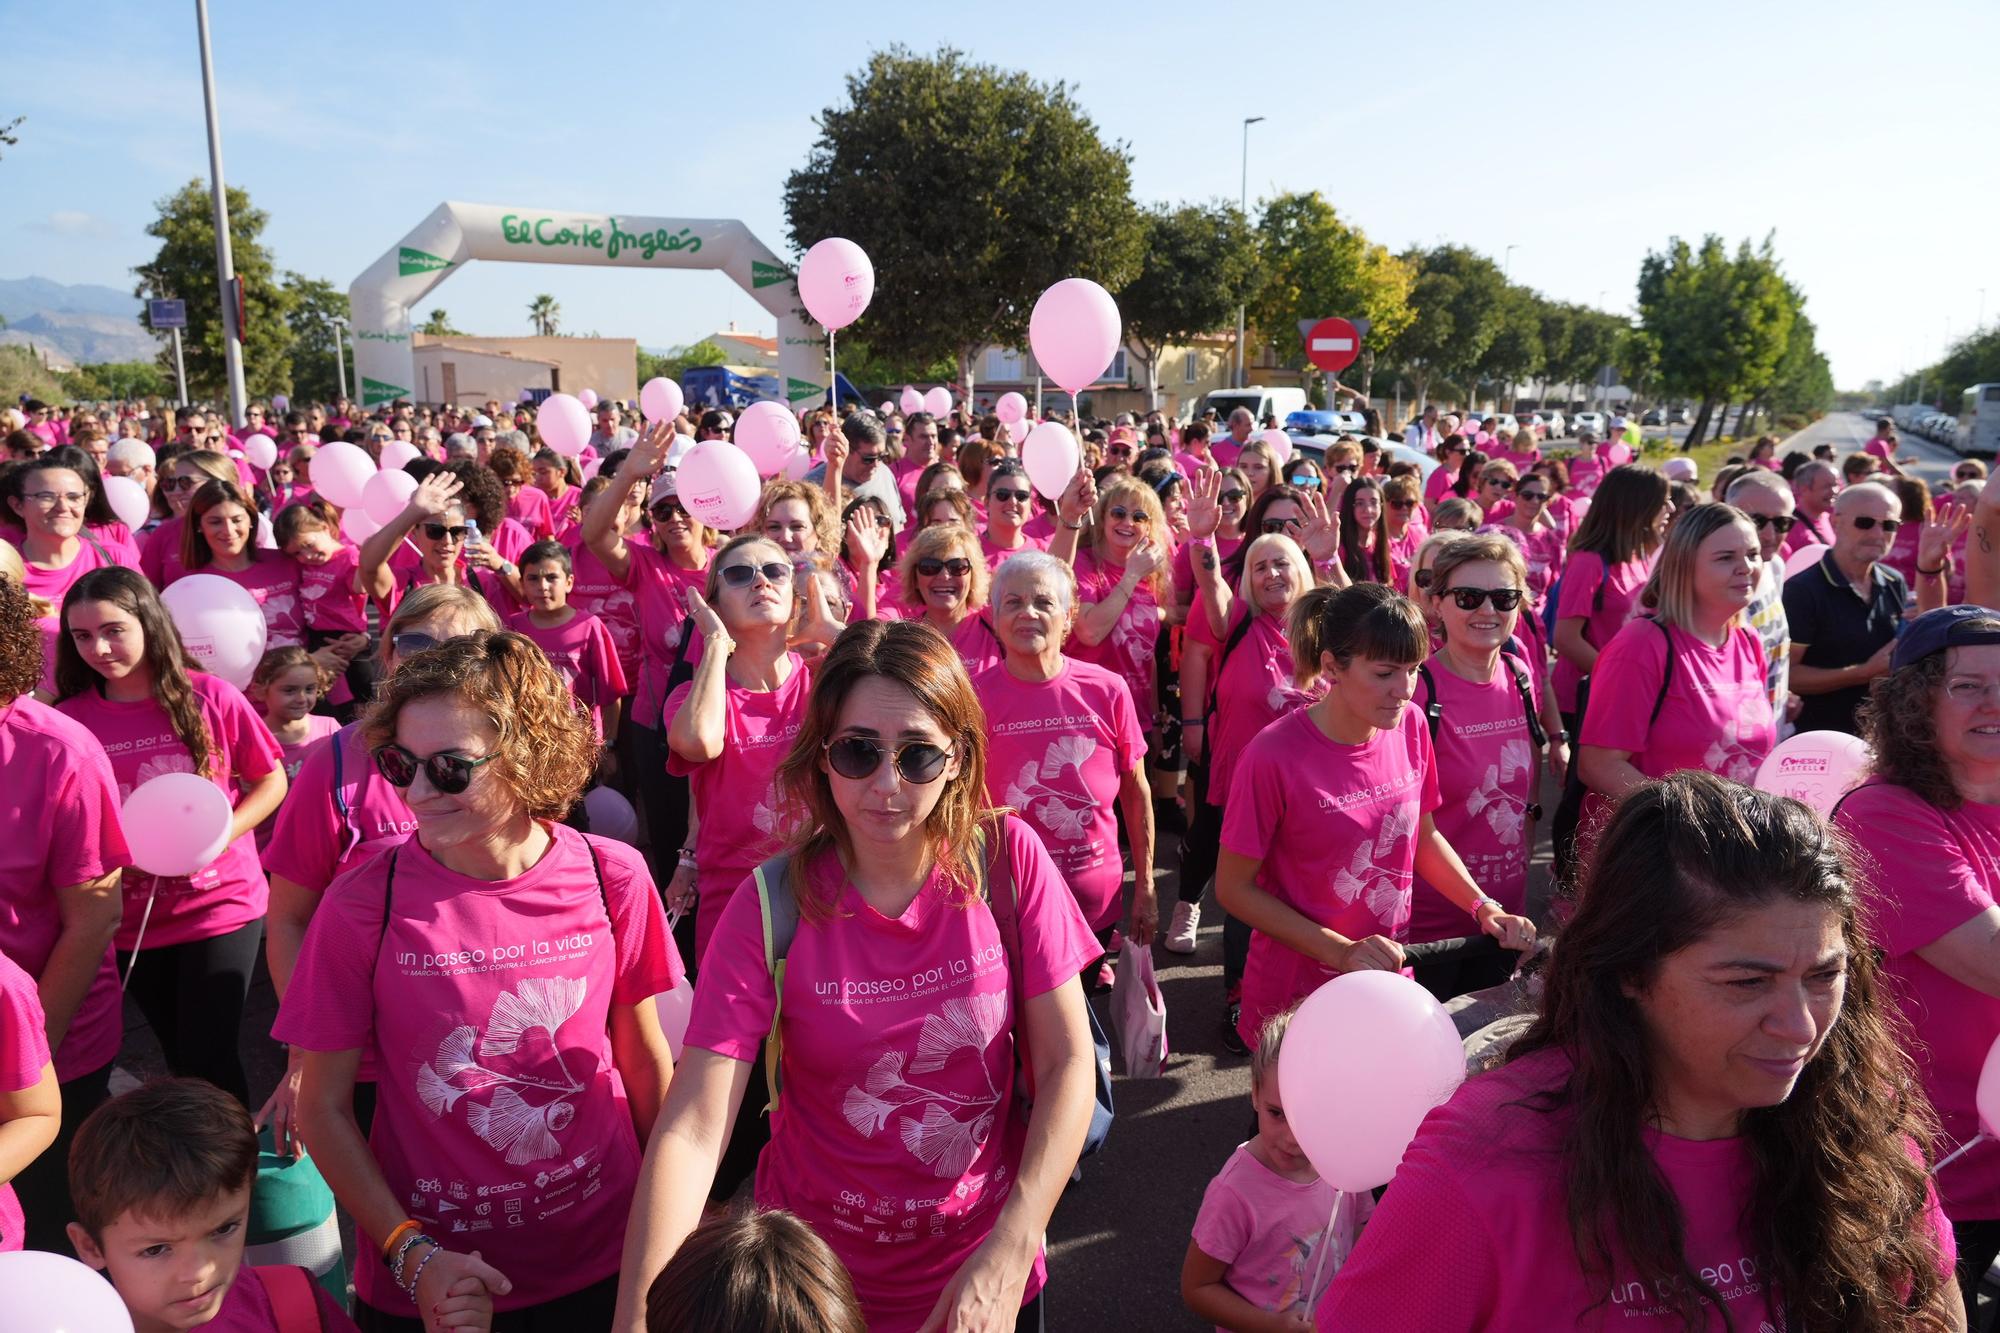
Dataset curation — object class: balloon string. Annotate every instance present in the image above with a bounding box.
[1303,1189,1345,1311]
[1935,1132,1990,1176]
[121,884,160,993]
[828,328,837,416]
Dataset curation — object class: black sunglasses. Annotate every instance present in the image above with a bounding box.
[1387,498,1416,510]
[1261,516,1302,534]
[1748,513,1797,534]
[422,523,469,542]
[649,497,687,521]
[1851,516,1900,533]
[990,487,1033,504]
[374,743,499,794]
[390,631,441,658]
[162,475,202,493]
[855,452,884,466]
[719,561,793,588]
[1516,489,1548,502]
[1443,587,1525,612]
[1332,464,1359,477]
[824,736,954,783]
[916,557,974,578]
[1219,488,1247,505]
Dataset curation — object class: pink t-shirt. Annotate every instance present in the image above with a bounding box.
[560,532,644,686]
[1204,606,1307,800]
[1022,511,1058,544]
[178,556,305,649]
[262,722,415,895]
[273,825,682,1315]
[682,815,1099,1333]
[1316,1046,1956,1329]
[20,536,122,615]
[0,697,130,1080]
[1410,654,1541,941]
[1192,1143,1368,1326]
[1483,520,1565,612]
[0,948,51,1250]
[507,484,553,541]
[504,610,628,739]
[972,659,1147,932]
[1221,705,1441,1049]
[201,1266,360,1332]
[57,672,282,951]
[978,528,1047,573]
[621,542,709,727]
[1581,620,1775,787]
[1837,782,2000,1219]
[1067,549,1161,715]
[545,486,583,540]
[298,544,367,635]
[941,611,1004,677]
[1865,435,1898,461]
[1782,509,1837,556]
[256,715,341,856]
[1171,534,1243,606]
[663,655,811,961]
[140,515,189,588]
[1552,548,1656,713]
[1423,466,1458,508]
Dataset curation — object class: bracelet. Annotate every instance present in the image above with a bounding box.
[402,1241,442,1298]
[1179,718,1205,727]
[1061,518,1084,530]
[1468,894,1500,922]
[1917,563,1946,577]
[380,1218,421,1264]
[676,848,698,868]
[389,1231,435,1284]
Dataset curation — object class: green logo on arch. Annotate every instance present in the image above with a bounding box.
[752,260,791,289]
[362,376,411,406]
[787,377,823,402]
[399,247,454,277]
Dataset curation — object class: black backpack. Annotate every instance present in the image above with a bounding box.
[1416,652,1548,751]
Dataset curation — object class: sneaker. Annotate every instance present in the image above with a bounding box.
[1221,1002,1248,1057]
[1164,901,1200,954]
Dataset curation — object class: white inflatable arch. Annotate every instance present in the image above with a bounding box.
[348,201,819,408]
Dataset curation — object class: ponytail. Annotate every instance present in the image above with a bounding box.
[1288,582,1427,689]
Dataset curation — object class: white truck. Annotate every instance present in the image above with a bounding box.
[1194,385,1309,426]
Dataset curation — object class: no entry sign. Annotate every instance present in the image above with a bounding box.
[1304,317,1361,373]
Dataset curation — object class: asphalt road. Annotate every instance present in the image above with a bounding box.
[1781,409,1967,487]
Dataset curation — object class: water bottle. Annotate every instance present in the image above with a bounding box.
[464,519,483,549]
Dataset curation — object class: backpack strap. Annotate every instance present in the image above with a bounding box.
[1417,664,1442,741]
[1649,619,1676,725]
[753,853,797,1113]
[1499,653,1548,748]
[374,848,400,957]
[252,1265,322,1333]
[1203,607,1258,723]
[330,723,363,864]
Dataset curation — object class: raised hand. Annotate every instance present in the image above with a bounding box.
[682,587,727,645]
[1918,497,1973,572]
[407,471,464,519]
[623,420,673,478]
[1058,466,1097,525]
[1185,466,1223,540]
[845,507,888,569]
[822,431,849,476]
[1126,539,1165,582]
[1297,488,1340,564]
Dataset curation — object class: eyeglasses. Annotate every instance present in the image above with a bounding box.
[854,452,884,467]
[373,743,499,794]
[1387,498,1416,511]
[1747,513,1797,534]
[1333,464,1359,477]
[823,736,954,784]
[23,490,87,507]
[1443,587,1526,612]
[422,523,469,542]
[719,561,793,588]
[1850,516,1900,533]
[1482,477,1510,489]
[1219,488,1247,506]
[162,475,202,493]
[916,557,974,578]
[1414,568,1436,589]
[1261,516,1303,534]
[1105,506,1152,524]
[1516,489,1548,502]
[990,487,1033,504]
[1288,474,1322,489]
[649,498,687,521]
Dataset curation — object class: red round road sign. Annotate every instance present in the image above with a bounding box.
[1305,317,1361,373]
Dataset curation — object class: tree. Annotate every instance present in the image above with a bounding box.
[133,180,293,403]
[0,114,22,161]
[1244,192,1412,407]
[1616,326,1662,407]
[59,361,169,401]
[527,294,561,337]
[417,309,464,336]
[784,47,1144,390]
[1637,233,1794,446]
[1476,287,1545,409]
[279,272,350,405]
[1387,245,1507,413]
[1763,305,1834,419]
[1118,201,1259,410]
[637,339,729,386]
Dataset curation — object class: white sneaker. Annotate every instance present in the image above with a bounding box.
[1164,900,1200,954]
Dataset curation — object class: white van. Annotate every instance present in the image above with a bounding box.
[1196,385,1309,426]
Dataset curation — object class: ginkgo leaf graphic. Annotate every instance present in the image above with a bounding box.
[1498,739,1531,786]
[435,1026,479,1079]
[1485,800,1524,848]
[481,977,587,1058]
[911,994,1008,1075]
[466,1086,570,1164]
[900,1104,993,1178]
[1040,734,1096,778]
[843,1086,898,1136]
[1362,875,1408,925]
[1034,796,1090,841]
[415,1062,466,1116]
[861,1050,906,1094]
[1374,802,1416,857]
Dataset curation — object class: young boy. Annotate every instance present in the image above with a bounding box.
[504,539,628,749]
[64,1079,401,1332]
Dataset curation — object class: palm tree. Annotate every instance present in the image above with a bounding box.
[527,294,560,337]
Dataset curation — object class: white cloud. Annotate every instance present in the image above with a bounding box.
[32,211,121,238]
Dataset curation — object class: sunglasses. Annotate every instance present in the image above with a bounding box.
[391,631,440,658]
[1288,474,1322,489]
[1850,516,1900,533]
[1333,464,1359,477]
[162,475,202,493]
[1748,513,1797,534]
[374,743,499,794]
[1443,587,1525,612]
[649,498,687,521]
[719,561,793,588]
[916,557,974,578]
[1482,477,1510,489]
[1516,489,1548,502]
[824,736,954,784]
[422,523,469,542]
[1387,497,1416,511]
[1219,488,1247,505]
[1105,506,1152,524]
[855,452,884,467]
[1261,516,1303,534]
[990,487,1033,504]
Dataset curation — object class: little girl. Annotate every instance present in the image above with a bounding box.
[1182,1006,1371,1331]
[274,501,371,718]
[645,1209,864,1333]
[247,647,338,855]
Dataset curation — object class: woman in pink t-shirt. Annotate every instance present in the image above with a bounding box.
[1481,468,1566,674]
[141,449,239,589]
[355,470,516,623]
[272,501,372,716]
[281,630,680,1328]
[838,494,899,621]
[616,619,1100,1333]
[1321,772,1962,1332]
[1217,584,1535,1052]
[531,448,583,539]
[1551,464,1670,726]
[977,461,1048,574]
[898,523,1004,677]
[5,459,130,667]
[1837,606,2000,1310]
[1579,503,1776,814]
[1059,475,1169,714]
[176,479,306,649]
[54,568,287,1107]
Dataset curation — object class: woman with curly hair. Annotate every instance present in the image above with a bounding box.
[279,630,682,1329]
[1838,604,2000,1317]
[1323,770,1962,1331]
[756,478,842,568]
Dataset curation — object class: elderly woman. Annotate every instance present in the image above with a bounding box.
[1323,771,1962,1330]
[1838,605,2000,1315]
[899,522,1003,676]
[975,551,1156,979]
[281,631,681,1328]
[615,620,1100,1333]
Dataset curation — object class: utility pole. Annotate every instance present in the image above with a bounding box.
[1234,116,1264,389]
[194,0,246,428]
[330,316,350,402]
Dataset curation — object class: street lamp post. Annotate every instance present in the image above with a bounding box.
[329,316,350,402]
[193,0,246,428]
[1504,244,1518,279]
[1234,116,1264,389]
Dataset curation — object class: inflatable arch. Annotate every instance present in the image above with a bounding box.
[348,201,821,409]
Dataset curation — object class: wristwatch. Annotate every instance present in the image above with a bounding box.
[1469,894,1501,921]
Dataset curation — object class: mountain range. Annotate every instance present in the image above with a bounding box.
[0,276,161,369]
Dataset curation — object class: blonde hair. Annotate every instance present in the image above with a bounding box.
[1088,477,1169,600]
[377,584,503,666]
[755,480,840,554]
[899,523,989,613]
[1640,501,1756,632]
[1235,533,1309,618]
[1432,497,1484,532]
[1252,1003,1301,1090]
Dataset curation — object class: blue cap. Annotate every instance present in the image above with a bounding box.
[1891,605,2000,672]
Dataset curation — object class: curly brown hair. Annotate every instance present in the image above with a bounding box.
[755,480,840,555]
[1857,645,1986,811]
[360,630,597,821]
[0,564,45,703]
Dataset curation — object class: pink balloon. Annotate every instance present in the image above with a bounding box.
[242,433,278,470]
[270,393,290,415]
[656,985,693,1062]
[1602,440,1633,467]
[361,468,418,524]
[310,440,377,510]
[900,385,924,416]
[1277,970,1467,1192]
[1784,543,1830,579]
[103,475,149,531]
[578,388,600,410]
[1258,429,1294,466]
[782,447,814,481]
[994,392,1028,425]
[160,573,266,688]
[1021,421,1080,500]
[0,1249,141,1333]
[537,394,592,457]
[377,439,422,472]
[584,785,638,843]
[674,441,762,530]
[1977,1033,2000,1137]
[640,377,684,424]
[340,507,381,545]
[735,401,802,475]
[1751,729,1872,818]
[1029,278,1122,395]
[924,386,952,418]
[121,772,234,877]
[796,237,875,330]
[878,400,896,416]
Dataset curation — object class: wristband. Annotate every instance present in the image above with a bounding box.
[381,1219,421,1263]
[401,1241,442,1297]
[1061,518,1084,530]
[1918,563,1946,577]
[1469,894,1500,922]
[1179,717,1205,728]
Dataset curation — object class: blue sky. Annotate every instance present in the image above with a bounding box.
[1,0,1992,388]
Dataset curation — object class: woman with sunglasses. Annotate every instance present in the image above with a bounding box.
[355,471,512,625]
[139,448,239,587]
[177,478,306,650]
[1408,535,1549,999]
[1062,476,1171,718]
[1286,456,1325,494]
[1216,583,1536,1052]
[281,631,681,1330]
[1472,458,1519,524]
[1483,470,1566,663]
[1379,474,1425,589]
[899,523,1003,677]
[259,585,501,1156]
[1424,435,1472,512]
[978,460,1048,573]
[55,568,287,1108]
[1337,476,1393,585]
[1552,464,1672,735]
[616,619,1099,1333]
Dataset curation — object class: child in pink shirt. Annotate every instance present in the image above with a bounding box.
[246,646,339,855]
[0,949,55,1252]
[505,541,629,743]
[1183,1005,1369,1330]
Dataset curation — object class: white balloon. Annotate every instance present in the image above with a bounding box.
[121,773,234,877]
[103,475,150,531]
[656,986,693,1063]
[159,574,266,689]
[242,433,278,470]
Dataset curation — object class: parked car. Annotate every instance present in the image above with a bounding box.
[1571,410,1608,438]
[1196,385,1309,427]
[1640,407,1667,426]
[1535,409,1567,437]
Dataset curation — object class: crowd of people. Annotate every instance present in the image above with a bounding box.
[0,387,1995,1331]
